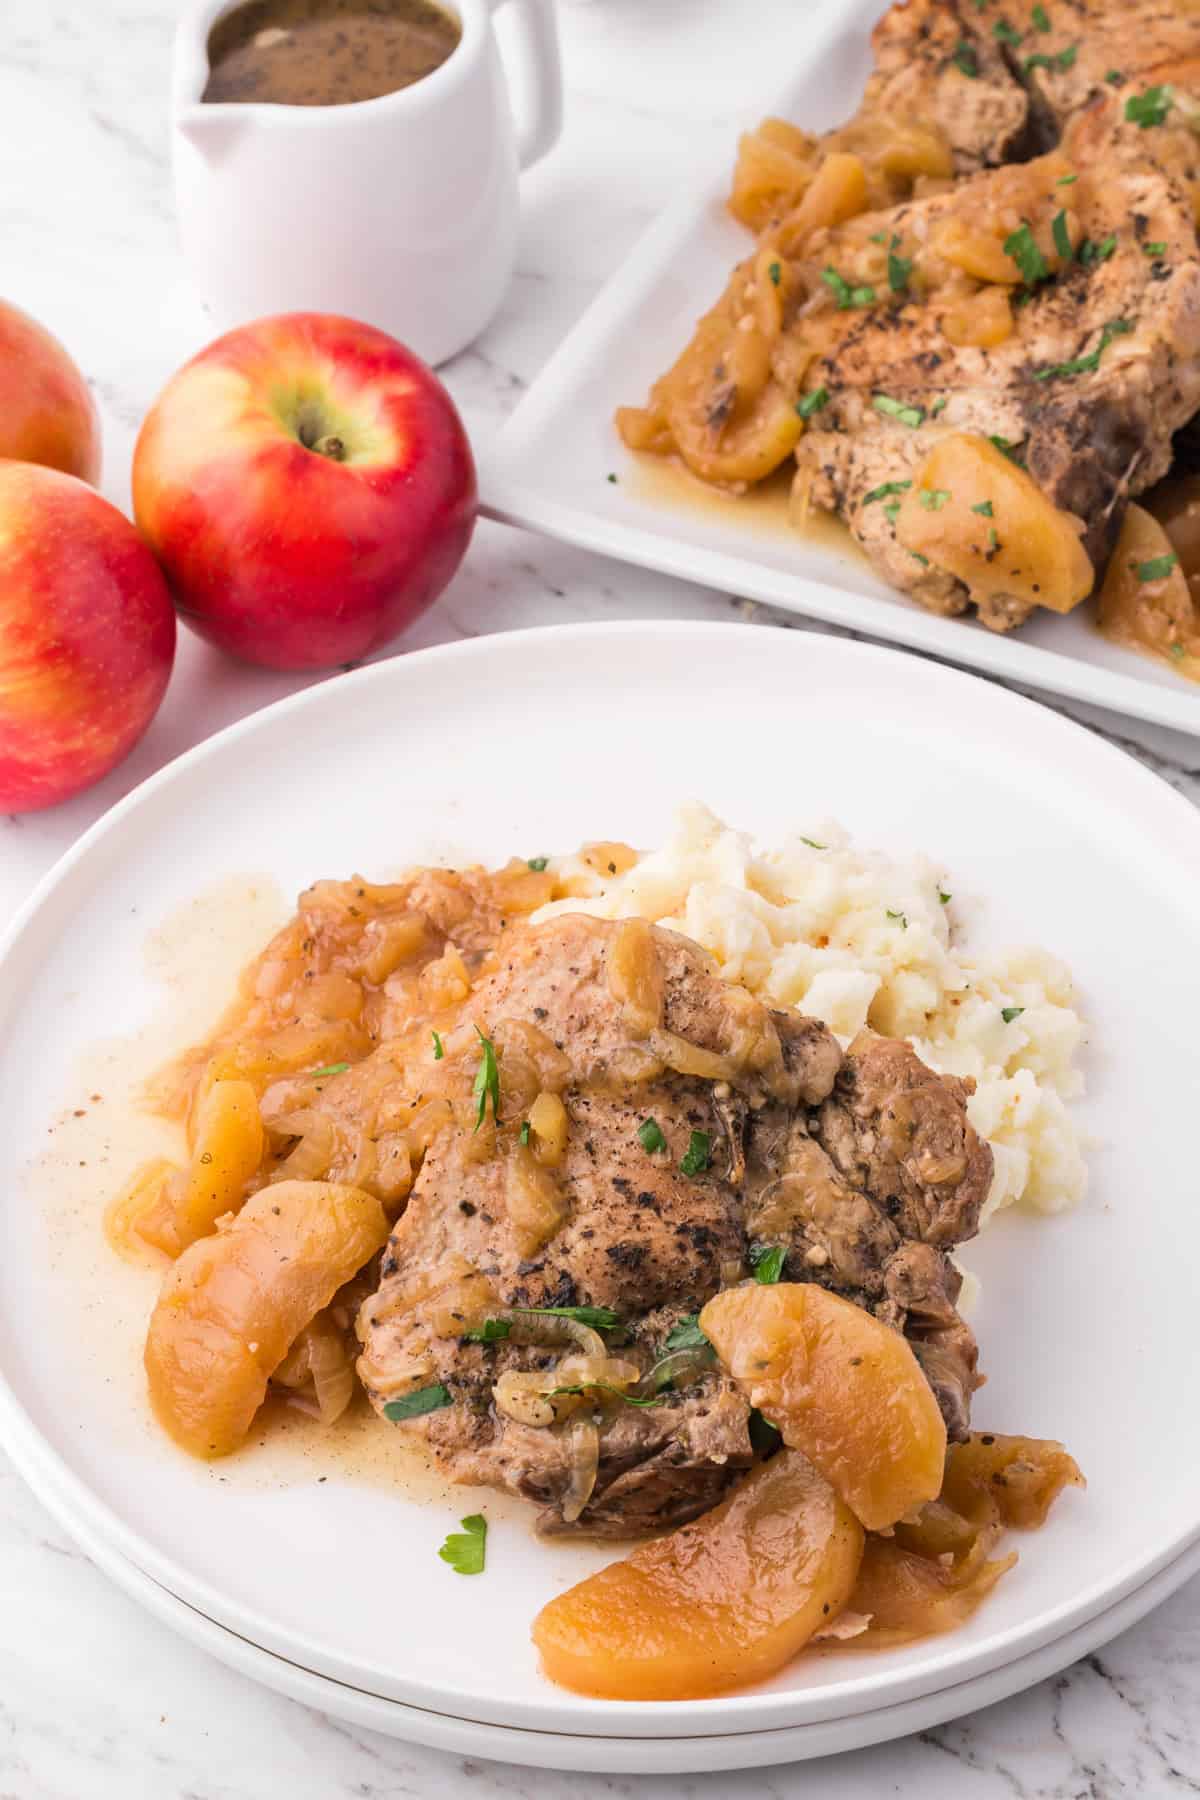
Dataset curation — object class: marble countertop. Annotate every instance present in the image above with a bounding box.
[3,0,1200,1793]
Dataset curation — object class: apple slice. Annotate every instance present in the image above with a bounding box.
[700,1282,946,1530]
[532,1448,863,1700]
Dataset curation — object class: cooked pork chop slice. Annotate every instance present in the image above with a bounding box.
[867,0,1035,168]
[793,149,1200,626]
[996,2,1200,142]
[356,914,991,1531]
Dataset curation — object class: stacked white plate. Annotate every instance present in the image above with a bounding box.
[2,624,1198,1773]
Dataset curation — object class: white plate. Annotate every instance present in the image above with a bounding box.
[22,1435,1200,1774]
[2,621,1199,1742]
[479,0,1200,740]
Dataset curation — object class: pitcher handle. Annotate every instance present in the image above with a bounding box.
[491,0,563,171]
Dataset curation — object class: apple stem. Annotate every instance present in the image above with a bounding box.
[313,434,346,462]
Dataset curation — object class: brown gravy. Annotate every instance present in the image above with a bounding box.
[203,0,461,107]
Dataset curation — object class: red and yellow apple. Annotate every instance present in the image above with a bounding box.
[132,313,478,671]
[0,299,101,483]
[0,464,175,813]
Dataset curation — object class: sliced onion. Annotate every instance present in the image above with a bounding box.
[639,1346,715,1396]
[308,1321,356,1424]
[649,1028,740,1084]
[494,1370,557,1427]
[561,1416,600,1523]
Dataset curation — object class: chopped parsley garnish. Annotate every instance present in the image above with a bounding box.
[606,472,618,484]
[752,1244,787,1285]
[431,1030,444,1060]
[664,1314,712,1353]
[637,1117,667,1153]
[384,1383,453,1422]
[1056,172,1078,185]
[910,551,931,567]
[972,499,995,516]
[919,488,950,511]
[308,1062,349,1079]
[800,835,826,849]
[822,266,876,310]
[464,1304,622,1344]
[439,1513,486,1575]
[1170,642,1186,660]
[988,527,1001,550]
[797,386,829,419]
[993,18,1022,44]
[472,1026,500,1130]
[886,908,909,928]
[519,1119,531,1145]
[462,1318,512,1344]
[1003,222,1048,286]
[1025,42,1076,72]
[888,248,914,293]
[952,39,979,77]
[679,1130,712,1177]
[1125,85,1174,129]
[1105,68,1123,85]
[527,856,548,871]
[768,260,782,286]
[1000,1006,1025,1024]
[1032,316,1132,381]
[872,394,925,428]
[1031,3,1050,28]
[884,501,902,524]
[1079,234,1116,265]
[1052,209,1072,261]
[931,395,948,417]
[1143,241,1167,258]
[547,1381,667,1409]
[989,434,1022,461]
[864,479,913,504]
[939,890,952,905]
[869,231,888,245]
[1137,552,1178,581]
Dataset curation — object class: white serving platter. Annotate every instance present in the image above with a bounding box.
[479,0,1200,739]
[1,622,1198,1746]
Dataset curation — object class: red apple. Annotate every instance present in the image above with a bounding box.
[131,313,478,671]
[0,464,176,813]
[0,299,101,483]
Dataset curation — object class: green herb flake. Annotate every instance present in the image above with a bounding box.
[910,551,931,567]
[988,527,1001,550]
[1056,172,1078,185]
[1079,233,1117,266]
[939,890,952,905]
[822,266,876,309]
[1031,3,1050,28]
[888,248,914,293]
[988,434,1022,461]
[525,1304,622,1329]
[952,39,980,76]
[872,393,925,428]
[462,1318,512,1344]
[1024,43,1076,71]
[547,1381,667,1409]
[439,1513,487,1576]
[384,1383,453,1422]
[993,18,1022,44]
[1143,241,1167,257]
[972,499,995,516]
[931,395,948,416]
[886,908,909,928]
[800,835,826,849]
[768,260,782,286]
[884,501,902,525]
[606,472,618,484]
[637,1117,667,1153]
[1000,1005,1026,1024]
[679,1130,712,1177]
[1003,222,1048,286]
[308,1062,349,1080]
[1137,552,1178,581]
[1052,209,1072,261]
[1033,315,1132,381]
[1105,68,1123,85]
[519,1119,531,1146]
[527,855,549,871]
[1125,84,1174,129]
[431,1030,444,1061]
[869,231,888,245]
[864,478,913,504]
[919,488,951,511]
[752,1244,787,1285]
[796,386,829,419]
[1170,642,1186,660]
[472,1025,500,1131]
[664,1314,712,1353]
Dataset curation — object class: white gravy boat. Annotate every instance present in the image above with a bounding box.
[172,0,562,365]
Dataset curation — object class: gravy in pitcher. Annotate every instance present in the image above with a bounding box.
[203,0,461,107]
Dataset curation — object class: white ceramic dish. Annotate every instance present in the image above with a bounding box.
[2,622,1199,1744]
[479,0,1200,739]
[21,1437,1200,1774]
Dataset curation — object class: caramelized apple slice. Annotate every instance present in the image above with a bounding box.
[145,1178,388,1457]
[136,1077,265,1257]
[532,1449,863,1700]
[700,1283,946,1530]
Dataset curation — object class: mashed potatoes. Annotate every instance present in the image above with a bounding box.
[536,803,1086,1226]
